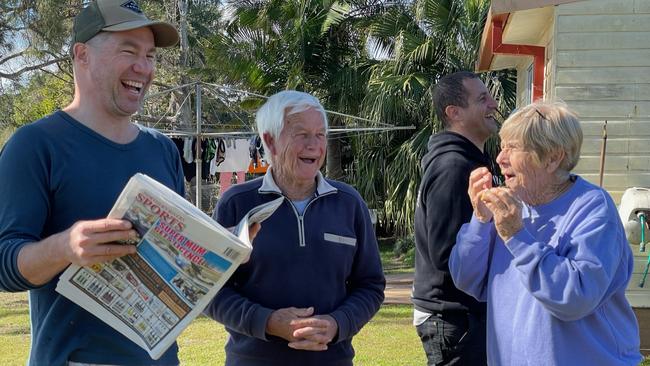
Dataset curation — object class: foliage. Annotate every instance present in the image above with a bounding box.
[0,0,518,237]
[9,71,73,127]
[0,0,220,129]
[393,233,415,257]
[382,125,431,232]
[197,0,392,178]
[0,89,15,132]
[391,233,415,267]
[0,127,13,148]
[0,1,79,82]
[352,0,516,236]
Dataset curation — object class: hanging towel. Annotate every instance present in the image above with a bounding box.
[215,138,252,172]
[183,137,194,163]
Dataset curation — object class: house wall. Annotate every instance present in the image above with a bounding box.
[551,0,650,324]
[553,0,650,205]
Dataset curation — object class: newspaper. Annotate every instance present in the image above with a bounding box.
[56,173,283,359]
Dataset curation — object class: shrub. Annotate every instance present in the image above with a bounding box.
[393,234,415,258]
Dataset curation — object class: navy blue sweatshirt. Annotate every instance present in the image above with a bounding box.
[205,171,385,366]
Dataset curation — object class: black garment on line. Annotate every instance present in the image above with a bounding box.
[172,138,195,183]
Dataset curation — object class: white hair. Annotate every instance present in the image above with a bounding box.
[256,90,328,162]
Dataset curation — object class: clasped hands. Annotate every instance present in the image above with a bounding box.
[266,307,338,351]
[468,167,523,241]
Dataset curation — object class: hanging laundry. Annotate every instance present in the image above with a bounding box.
[183,137,194,164]
[215,138,251,173]
[204,139,217,162]
[201,139,212,180]
[209,138,226,176]
[216,138,226,165]
[247,135,269,174]
[172,137,196,183]
[249,135,267,168]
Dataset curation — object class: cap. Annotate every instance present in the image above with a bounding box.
[72,0,179,47]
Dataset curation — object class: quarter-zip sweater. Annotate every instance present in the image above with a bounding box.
[205,170,385,366]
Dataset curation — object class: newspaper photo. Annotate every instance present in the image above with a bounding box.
[56,173,283,360]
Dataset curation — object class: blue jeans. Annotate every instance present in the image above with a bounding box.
[416,312,487,366]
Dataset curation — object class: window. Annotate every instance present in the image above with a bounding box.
[523,63,533,104]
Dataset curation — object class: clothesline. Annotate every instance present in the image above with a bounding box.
[201,82,397,128]
[137,81,415,210]
[157,125,415,138]
[160,130,256,137]
[142,81,409,131]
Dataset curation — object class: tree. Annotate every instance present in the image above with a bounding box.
[198,0,390,179]
[9,71,73,127]
[0,0,517,237]
[352,0,516,235]
[0,0,224,130]
[0,1,80,82]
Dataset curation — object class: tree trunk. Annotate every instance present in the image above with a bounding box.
[326,116,344,180]
[177,0,192,130]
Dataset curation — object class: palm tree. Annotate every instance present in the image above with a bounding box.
[352,0,516,235]
[197,0,516,237]
[197,0,390,179]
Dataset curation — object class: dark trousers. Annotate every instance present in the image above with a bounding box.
[416,312,487,366]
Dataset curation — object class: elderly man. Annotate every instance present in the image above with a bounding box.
[205,90,386,366]
[0,1,183,365]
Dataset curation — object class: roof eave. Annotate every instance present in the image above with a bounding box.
[491,0,583,15]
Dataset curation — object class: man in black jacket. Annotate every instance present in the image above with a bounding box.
[412,71,500,365]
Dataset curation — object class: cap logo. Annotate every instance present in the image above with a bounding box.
[121,0,143,14]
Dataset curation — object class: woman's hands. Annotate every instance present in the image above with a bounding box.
[468,167,494,223]
[479,188,523,241]
[468,167,523,241]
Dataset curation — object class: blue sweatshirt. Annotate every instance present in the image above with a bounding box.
[449,176,641,365]
[0,111,184,366]
[204,170,385,366]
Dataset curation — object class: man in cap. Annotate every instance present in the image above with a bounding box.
[0,1,183,365]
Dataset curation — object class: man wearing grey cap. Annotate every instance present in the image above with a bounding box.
[0,1,184,365]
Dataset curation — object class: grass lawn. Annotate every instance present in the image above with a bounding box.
[0,292,425,365]
[379,236,414,275]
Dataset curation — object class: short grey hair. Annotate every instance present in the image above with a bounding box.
[500,100,583,176]
[256,90,328,162]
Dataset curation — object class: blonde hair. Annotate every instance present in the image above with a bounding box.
[500,101,583,175]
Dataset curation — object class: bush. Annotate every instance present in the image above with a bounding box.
[0,127,15,148]
[393,234,415,258]
[403,247,415,267]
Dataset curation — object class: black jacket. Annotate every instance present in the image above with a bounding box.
[412,131,495,315]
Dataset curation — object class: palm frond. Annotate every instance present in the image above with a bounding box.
[321,1,351,34]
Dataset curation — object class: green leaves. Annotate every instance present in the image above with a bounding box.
[352,0,517,236]
[321,1,351,34]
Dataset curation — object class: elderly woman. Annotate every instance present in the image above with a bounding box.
[204,90,385,366]
[449,101,641,365]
